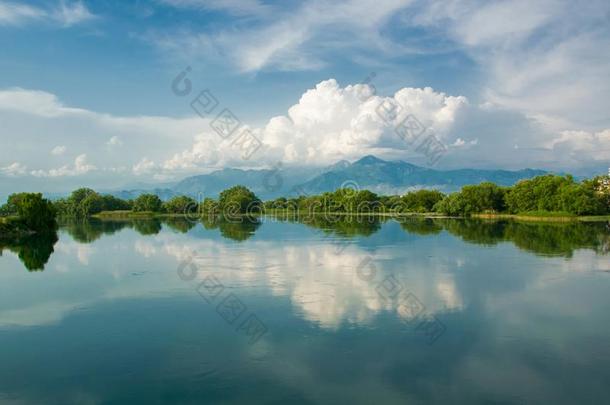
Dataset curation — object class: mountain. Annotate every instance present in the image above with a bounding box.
[108,155,548,200]
[164,166,313,200]
[294,155,547,196]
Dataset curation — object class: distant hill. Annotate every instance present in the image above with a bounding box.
[295,155,547,196]
[108,155,547,200]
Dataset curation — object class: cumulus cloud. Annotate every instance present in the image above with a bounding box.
[162,79,560,172]
[547,129,610,164]
[132,157,157,176]
[1,162,27,176]
[51,145,67,155]
[1,79,608,194]
[31,154,96,177]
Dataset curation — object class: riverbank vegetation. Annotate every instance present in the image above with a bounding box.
[2,174,609,227]
[0,193,57,237]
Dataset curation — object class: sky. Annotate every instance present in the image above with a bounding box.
[1,0,609,196]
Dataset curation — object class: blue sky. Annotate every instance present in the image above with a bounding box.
[1,0,609,195]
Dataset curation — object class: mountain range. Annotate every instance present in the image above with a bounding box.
[109,155,547,200]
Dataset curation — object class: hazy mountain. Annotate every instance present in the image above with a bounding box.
[170,167,314,200]
[107,155,548,200]
[295,155,547,195]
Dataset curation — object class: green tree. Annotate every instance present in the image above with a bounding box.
[201,198,219,217]
[5,193,56,230]
[401,189,445,212]
[433,183,505,216]
[162,195,197,214]
[132,194,163,212]
[100,195,131,211]
[218,186,261,215]
[559,183,606,215]
[505,175,574,213]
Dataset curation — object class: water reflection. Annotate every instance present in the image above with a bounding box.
[201,216,261,241]
[0,231,58,271]
[431,218,610,257]
[1,217,610,403]
[2,217,608,272]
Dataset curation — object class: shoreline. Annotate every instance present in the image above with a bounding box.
[87,210,610,223]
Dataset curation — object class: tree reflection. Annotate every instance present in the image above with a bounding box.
[162,218,197,233]
[401,218,610,257]
[61,218,130,243]
[4,217,608,271]
[0,231,58,271]
[276,214,384,237]
[398,218,443,236]
[201,216,261,241]
[132,219,162,236]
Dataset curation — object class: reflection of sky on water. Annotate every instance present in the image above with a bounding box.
[1,219,610,404]
[0,221,473,330]
[1,220,607,331]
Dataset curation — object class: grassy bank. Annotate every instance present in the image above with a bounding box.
[473,212,610,222]
[93,210,159,219]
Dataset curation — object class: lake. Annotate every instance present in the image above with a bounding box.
[1,217,610,404]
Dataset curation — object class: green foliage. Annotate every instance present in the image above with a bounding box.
[200,198,219,216]
[505,175,573,213]
[53,188,131,217]
[504,175,607,215]
[218,186,261,214]
[2,193,57,230]
[162,195,197,214]
[400,189,445,212]
[132,194,163,212]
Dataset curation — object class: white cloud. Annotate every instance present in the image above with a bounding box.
[51,145,67,155]
[106,136,122,147]
[1,162,27,176]
[31,154,96,177]
[160,0,269,16]
[0,87,88,117]
[547,129,610,163]
[132,157,157,176]
[0,0,95,28]
[155,0,415,72]
[54,0,96,27]
[1,80,608,193]
[0,1,44,25]
[411,0,610,129]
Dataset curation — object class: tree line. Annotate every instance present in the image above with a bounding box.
[265,174,610,217]
[1,174,609,226]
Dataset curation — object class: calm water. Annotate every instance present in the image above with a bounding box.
[1,217,610,404]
